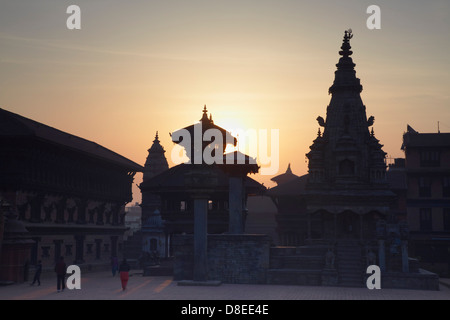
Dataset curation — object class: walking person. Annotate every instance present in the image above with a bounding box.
[54,256,67,292]
[30,260,42,286]
[111,256,119,277]
[119,258,130,291]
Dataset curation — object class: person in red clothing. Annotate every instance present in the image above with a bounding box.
[119,258,130,291]
[54,256,67,292]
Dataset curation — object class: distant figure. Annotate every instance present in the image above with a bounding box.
[30,260,42,286]
[54,256,67,292]
[325,249,335,269]
[119,258,131,291]
[111,256,119,277]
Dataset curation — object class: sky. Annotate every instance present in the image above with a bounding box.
[1,0,449,204]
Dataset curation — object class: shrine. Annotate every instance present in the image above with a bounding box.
[140,106,267,283]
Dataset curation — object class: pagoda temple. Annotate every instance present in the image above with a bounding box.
[139,106,264,256]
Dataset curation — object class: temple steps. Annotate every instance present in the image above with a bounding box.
[336,240,364,287]
[267,245,327,286]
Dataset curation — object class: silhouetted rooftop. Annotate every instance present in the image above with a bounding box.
[0,108,143,171]
[403,131,450,148]
[267,174,308,196]
[140,163,264,194]
[271,163,299,186]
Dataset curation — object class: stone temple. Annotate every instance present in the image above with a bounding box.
[267,30,439,289]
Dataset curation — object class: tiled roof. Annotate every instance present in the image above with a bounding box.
[0,108,143,171]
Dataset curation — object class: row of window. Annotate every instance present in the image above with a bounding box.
[172,200,229,212]
[419,208,450,232]
[417,176,450,197]
[31,237,120,265]
[420,150,441,167]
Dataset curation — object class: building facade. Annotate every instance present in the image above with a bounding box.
[0,108,143,281]
[402,126,450,276]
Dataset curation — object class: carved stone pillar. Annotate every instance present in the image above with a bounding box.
[75,198,88,225]
[55,197,67,224]
[29,193,45,223]
[96,203,105,225]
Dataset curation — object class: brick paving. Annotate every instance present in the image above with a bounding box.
[1,270,450,301]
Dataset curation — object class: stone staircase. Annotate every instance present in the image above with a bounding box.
[267,245,328,286]
[336,240,364,287]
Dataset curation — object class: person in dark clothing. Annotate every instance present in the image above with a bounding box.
[30,260,42,286]
[119,258,131,291]
[54,256,67,292]
[111,256,119,277]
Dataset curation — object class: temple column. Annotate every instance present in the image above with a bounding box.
[75,198,88,225]
[183,165,218,283]
[228,176,244,234]
[55,197,67,224]
[401,240,409,273]
[378,239,386,272]
[193,196,208,281]
[74,235,85,264]
[96,203,105,225]
[334,213,338,239]
[307,212,312,241]
[110,236,118,258]
[29,193,45,223]
[359,214,363,241]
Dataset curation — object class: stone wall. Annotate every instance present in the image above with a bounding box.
[172,234,270,284]
[380,269,440,291]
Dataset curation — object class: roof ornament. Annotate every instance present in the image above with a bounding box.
[317,116,326,127]
[201,105,209,122]
[345,29,353,40]
[286,163,292,174]
[339,29,354,58]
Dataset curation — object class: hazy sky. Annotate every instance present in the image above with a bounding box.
[1,0,449,203]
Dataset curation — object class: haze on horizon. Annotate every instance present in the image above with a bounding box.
[1,0,449,203]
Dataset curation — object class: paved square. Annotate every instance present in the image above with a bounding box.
[1,270,449,300]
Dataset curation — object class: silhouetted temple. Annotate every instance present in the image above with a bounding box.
[270,30,394,244]
[140,107,264,257]
[0,108,142,282]
[271,164,299,187]
[138,132,169,259]
[267,31,438,289]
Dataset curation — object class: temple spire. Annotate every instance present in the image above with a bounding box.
[328,29,362,95]
[286,163,292,174]
[201,105,209,122]
[339,29,353,58]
